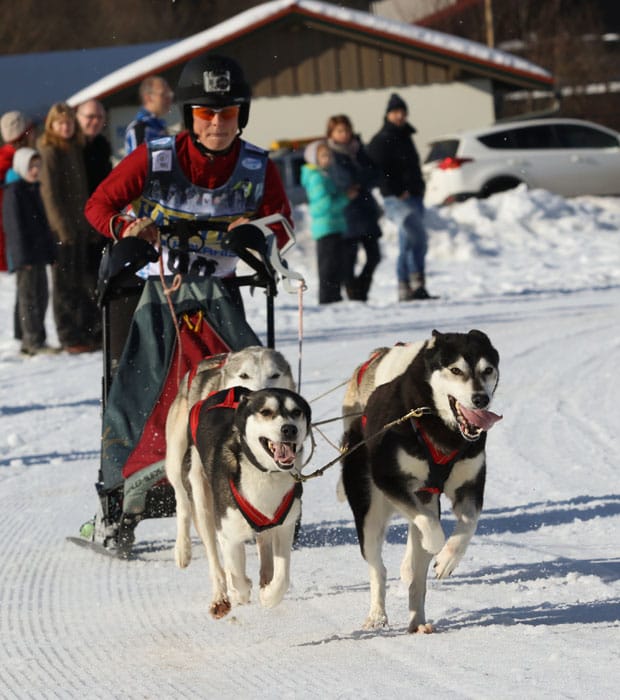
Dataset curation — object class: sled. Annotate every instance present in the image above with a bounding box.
[79,215,304,558]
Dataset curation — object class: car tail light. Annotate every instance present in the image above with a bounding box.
[437,156,473,170]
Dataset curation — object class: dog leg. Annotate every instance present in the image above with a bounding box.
[361,492,392,629]
[165,394,193,568]
[256,532,274,587]
[187,450,230,617]
[412,512,445,555]
[259,509,299,609]
[399,523,416,585]
[406,524,434,634]
[434,494,480,580]
[220,537,252,606]
[394,495,444,555]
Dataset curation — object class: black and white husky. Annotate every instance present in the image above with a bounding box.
[165,346,295,494]
[341,330,501,633]
[165,346,295,569]
[182,386,311,618]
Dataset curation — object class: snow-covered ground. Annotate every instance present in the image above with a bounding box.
[1,186,619,698]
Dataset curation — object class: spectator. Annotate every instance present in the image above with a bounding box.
[326,114,382,302]
[1,111,35,273]
[367,93,433,301]
[124,75,173,155]
[2,148,57,355]
[301,140,349,304]
[37,102,100,353]
[76,99,112,337]
[76,99,112,194]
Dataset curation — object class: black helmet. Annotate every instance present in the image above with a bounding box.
[176,54,251,130]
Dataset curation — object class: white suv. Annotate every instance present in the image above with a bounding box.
[422,118,620,206]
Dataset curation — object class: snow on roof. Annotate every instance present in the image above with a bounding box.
[66,0,552,106]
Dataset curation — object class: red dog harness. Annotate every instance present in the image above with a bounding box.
[229,479,297,532]
[359,413,464,497]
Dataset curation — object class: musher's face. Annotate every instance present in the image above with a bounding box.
[191,105,240,152]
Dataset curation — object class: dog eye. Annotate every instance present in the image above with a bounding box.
[450,367,463,375]
[260,409,273,418]
[290,409,303,419]
[483,366,495,376]
[269,373,281,379]
[239,372,250,380]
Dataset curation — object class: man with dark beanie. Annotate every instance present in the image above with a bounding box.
[367,93,432,301]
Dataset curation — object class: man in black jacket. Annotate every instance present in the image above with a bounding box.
[76,99,113,347]
[367,93,432,301]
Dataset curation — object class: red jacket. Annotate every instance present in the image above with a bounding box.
[85,132,292,248]
[0,143,17,271]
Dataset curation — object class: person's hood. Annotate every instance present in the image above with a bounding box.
[303,139,328,166]
[12,147,38,180]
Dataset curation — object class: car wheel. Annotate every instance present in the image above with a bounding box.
[480,177,523,198]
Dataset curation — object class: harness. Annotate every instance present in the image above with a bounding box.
[355,350,384,386]
[359,412,467,497]
[354,342,407,387]
[229,479,297,533]
[188,386,297,532]
[412,420,468,496]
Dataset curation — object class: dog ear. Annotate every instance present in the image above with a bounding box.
[468,329,489,343]
[431,329,443,339]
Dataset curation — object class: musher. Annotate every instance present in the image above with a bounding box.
[85,53,293,302]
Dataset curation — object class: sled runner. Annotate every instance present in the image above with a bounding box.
[76,215,303,558]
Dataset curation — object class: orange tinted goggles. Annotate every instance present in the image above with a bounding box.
[191,105,240,121]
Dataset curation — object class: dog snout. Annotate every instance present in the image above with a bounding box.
[280,423,298,440]
[472,392,489,409]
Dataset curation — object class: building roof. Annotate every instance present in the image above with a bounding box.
[66,0,552,107]
[0,41,174,121]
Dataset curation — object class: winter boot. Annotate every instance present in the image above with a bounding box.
[346,277,367,301]
[398,281,415,301]
[409,273,432,300]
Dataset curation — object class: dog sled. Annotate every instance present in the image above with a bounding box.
[73,215,304,558]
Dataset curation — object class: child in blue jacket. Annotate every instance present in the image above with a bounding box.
[3,148,57,355]
[300,140,349,304]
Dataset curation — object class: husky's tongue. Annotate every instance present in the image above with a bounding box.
[270,441,296,464]
[458,404,503,431]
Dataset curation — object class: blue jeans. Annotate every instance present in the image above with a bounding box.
[382,195,427,283]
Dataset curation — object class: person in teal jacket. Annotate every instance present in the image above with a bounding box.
[301,140,349,304]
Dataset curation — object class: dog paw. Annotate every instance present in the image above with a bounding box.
[174,540,192,569]
[259,581,287,609]
[362,612,388,630]
[434,543,462,579]
[408,621,434,634]
[210,597,231,619]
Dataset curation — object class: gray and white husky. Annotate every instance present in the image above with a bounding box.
[341,330,502,633]
[185,387,311,618]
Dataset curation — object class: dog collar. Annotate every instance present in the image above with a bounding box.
[229,478,297,532]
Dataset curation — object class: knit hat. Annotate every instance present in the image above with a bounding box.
[1,111,29,143]
[385,93,408,115]
[303,139,329,166]
[12,147,39,180]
